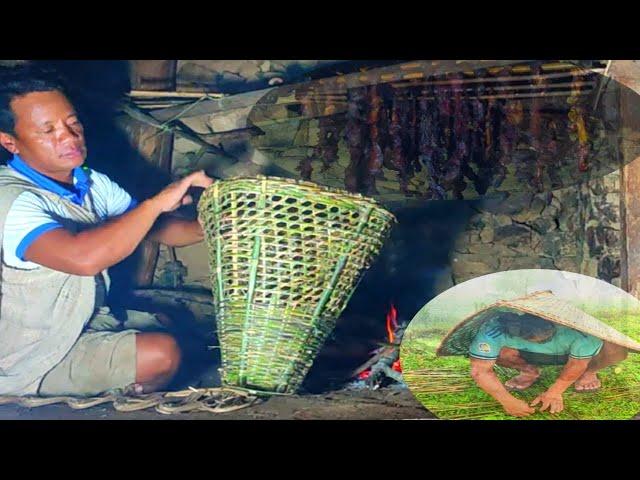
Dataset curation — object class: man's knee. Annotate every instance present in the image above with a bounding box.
[497,347,520,361]
[154,334,182,375]
[609,344,628,363]
[136,333,182,381]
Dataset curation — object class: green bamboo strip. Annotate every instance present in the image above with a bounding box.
[198,176,395,393]
[243,178,268,385]
[212,182,224,305]
[238,235,262,385]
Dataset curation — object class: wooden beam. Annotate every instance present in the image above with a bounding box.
[119,101,233,156]
[148,60,532,123]
[127,60,177,287]
[128,90,225,99]
[609,61,640,297]
[150,87,277,122]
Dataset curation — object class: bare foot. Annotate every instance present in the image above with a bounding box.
[574,371,601,392]
[123,383,145,396]
[505,367,540,391]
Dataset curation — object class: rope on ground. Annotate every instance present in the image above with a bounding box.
[0,387,261,415]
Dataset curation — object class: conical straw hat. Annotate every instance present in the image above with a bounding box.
[437,290,640,357]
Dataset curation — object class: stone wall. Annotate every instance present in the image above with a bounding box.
[449,171,622,289]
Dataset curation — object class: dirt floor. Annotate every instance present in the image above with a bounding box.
[0,386,434,420]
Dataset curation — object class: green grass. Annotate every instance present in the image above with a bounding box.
[400,315,640,420]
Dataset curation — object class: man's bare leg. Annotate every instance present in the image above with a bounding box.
[129,332,182,394]
[574,342,628,392]
[496,347,541,391]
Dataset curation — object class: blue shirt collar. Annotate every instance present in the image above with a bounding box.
[8,154,91,206]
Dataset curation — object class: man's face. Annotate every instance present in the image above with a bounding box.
[0,90,87,177]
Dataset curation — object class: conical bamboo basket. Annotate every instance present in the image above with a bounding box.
[198,176,396,393]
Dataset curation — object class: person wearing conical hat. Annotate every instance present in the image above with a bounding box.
[469,312,628,417]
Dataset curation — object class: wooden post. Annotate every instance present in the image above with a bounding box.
[609,61,640,297]
[128,60,177,287]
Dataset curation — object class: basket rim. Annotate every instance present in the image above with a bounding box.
[197,175,397,221]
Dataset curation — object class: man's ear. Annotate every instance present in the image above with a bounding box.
[0,132,18,155]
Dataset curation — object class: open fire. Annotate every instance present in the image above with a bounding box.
[349,303,406,389]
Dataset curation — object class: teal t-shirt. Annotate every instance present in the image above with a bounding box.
[469,318,604,361]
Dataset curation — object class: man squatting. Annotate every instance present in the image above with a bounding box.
[0,66,215,397]
[469,312,628,417]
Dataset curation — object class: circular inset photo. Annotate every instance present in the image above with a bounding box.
[400,269,640,420]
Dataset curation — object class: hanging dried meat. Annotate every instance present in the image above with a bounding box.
[315,117,344,173]
[464,72,491,194]
[484,70,506,187]
[302,61,609,200]
[543,118,564,188]
[295,85,318,181]
[296,154,314,180]
[407,90,420,174]
[568,72,590,173]
[418,77,447,199]
[491,98,520,187]
[344,86,368,192]
[528,62,548,191]
[362,85,385,196]
[443,72,468,199]
[380,84,396,173]
[313,81,346,173]
[386,93,414,193]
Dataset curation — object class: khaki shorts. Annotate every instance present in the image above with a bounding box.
[38,308,165,397]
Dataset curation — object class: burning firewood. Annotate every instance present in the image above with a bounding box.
[349,304,407,390]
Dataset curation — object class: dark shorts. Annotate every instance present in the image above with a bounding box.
[519,350,570,366]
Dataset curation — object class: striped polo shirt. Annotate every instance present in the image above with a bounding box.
[2,154,137,270]
[469,317,604,361]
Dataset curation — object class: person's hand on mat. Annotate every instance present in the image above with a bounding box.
[501,397,536,417]
[531,389,564,414]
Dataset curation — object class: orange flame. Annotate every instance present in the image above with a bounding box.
[392,360,402,373]
[386,303,398,343]
[355,303,401,381]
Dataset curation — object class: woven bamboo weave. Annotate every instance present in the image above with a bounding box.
[198,176,396,393]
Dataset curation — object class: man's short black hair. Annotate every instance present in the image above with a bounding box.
[0,64,69,135]
[497,312,556,340]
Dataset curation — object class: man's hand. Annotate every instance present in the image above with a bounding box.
[150,170,214,213]
[531,390,564,414]
[501,397,536,417]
